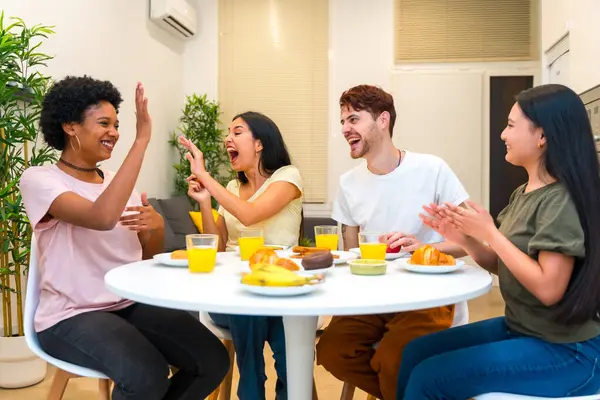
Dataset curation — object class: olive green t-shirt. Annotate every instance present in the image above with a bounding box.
[497,182,600,343]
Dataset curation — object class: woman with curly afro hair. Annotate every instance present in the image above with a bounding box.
[19,75,229,400]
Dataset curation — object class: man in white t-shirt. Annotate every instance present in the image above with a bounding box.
[316,84,470,400]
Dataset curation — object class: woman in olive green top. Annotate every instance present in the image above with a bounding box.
[396,84,600,399]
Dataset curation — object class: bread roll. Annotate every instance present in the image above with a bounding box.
[171,250,188,260]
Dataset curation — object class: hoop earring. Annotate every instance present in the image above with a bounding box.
[538,142,544,149]
[70,135,82,153]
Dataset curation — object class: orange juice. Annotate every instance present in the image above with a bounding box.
[239,236,265,261]
[360,243,387,260]
[316,233,338,251]
[188,246,217,273]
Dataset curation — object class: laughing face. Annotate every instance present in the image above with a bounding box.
[66,100,119,162]
[500,103,545,167]
[225,117,263,171]
[340,105,382,159]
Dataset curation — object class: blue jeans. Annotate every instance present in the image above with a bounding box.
[209,313,287,400]
[397,317,600,400]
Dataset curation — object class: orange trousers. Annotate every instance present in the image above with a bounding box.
[316,306,454,400]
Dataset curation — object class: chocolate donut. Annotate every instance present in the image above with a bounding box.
[301,251,334,270]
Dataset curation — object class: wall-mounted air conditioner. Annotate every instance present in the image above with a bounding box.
[150,0,197,39]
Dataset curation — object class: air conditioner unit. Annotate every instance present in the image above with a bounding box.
[150,0,197,39]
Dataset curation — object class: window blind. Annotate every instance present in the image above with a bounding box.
[395,0,538,63]
[218,0,329,203]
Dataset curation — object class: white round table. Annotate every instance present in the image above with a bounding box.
[105,252,492,400]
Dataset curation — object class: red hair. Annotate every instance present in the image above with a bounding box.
[339,85,396,137]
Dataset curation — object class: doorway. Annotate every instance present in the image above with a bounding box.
[489,76,534,221]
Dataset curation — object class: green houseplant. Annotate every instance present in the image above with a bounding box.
[0,12,55,388]
[169,94,234,209]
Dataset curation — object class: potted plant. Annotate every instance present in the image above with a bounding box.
[0,12,56,388]
[169,94,235,209]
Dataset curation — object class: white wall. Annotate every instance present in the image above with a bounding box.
[0,0,186,199]
[184,0,219,100]
[541,0,600,93]
[151,0,540,214]
[324,0,539,213]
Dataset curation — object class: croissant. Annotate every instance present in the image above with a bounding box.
[274,257,300,271]
[410,245,456,266]
[249,248,279,266]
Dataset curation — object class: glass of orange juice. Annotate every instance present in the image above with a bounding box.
[359,232,387,260]
[239,228,265,261]
[315,225,339,251]
[186,234,219,273]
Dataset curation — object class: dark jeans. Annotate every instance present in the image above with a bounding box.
[38,303,230,400]
[397,317,600,400]
[209,313,287,400]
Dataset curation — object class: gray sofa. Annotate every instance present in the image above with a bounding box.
[149,195,337,252]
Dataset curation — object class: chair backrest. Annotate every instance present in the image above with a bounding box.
[23,234,43,356]
[23,234,109,379]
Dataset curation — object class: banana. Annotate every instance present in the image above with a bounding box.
[241,266,323,287]
[250,263,297,274]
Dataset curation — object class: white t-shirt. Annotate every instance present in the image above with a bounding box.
[332,151,470,325]
[333,151,469,244]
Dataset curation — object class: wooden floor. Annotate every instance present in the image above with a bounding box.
[0,287,504,400]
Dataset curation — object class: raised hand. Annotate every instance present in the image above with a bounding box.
[187,174,211,203]
[178,136,208,179]
[120,192,164,232]
[135,83,151,143]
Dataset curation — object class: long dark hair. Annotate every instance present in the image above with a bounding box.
[517,84,600,325]
[232,111,292,184]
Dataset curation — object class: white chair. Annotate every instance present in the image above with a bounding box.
[340,301,470,400]
[24,235,111,400]
[200,311,324,400]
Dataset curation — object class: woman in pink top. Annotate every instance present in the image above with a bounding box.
[19,76,229,400]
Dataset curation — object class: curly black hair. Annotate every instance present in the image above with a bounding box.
[40,75,123,150]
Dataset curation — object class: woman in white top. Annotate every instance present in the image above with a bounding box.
[179,111,303,400]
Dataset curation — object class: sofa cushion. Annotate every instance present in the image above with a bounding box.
[151,195,199,251]
[302,216,337,242]
[147,198,178,252]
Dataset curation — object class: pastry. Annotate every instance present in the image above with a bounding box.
[301,251,334,270]
[171,250,188,259]
[291,246,331,255]
[290,246,339,259]
[274,257,300,271]
[409,245,455,266]
[249,248,279,266]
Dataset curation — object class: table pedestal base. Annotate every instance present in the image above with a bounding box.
[283,315,319,400]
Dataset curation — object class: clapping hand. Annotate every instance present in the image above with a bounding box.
[437,201,498,244]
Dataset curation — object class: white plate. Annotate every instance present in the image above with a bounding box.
[153,252,223,268]
[233,244,290,255]
[396,258,465,274]
[297,265,334,275]
[277,250,357,265]
[240,283,321,297]
[349,247,409,260]
[153,252,188,267]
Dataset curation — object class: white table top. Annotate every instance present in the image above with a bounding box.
[105,252,493,316]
